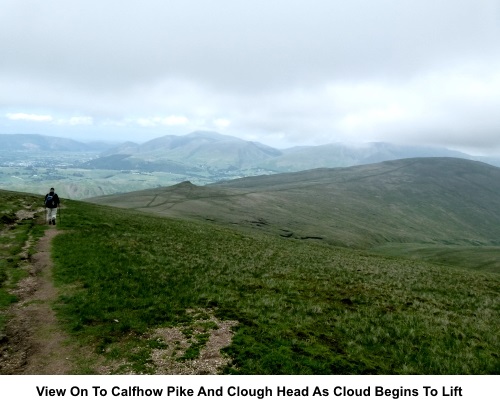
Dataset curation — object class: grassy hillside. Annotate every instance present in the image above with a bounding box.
[372,243,500,274]
[40,198,500,374]
[90,158,500,250]
[2,158,500,374]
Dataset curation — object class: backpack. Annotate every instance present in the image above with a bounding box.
[45,194,57,208]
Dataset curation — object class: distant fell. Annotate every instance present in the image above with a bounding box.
[263,142,471,172]
[87,131,496,173]
[90,157,500,248]
[96,131,282,171]
[4,132,499,176]
[0,133,105,152]
[100,141,140,155]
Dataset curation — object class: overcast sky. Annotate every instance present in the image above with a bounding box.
[1,0,500,154]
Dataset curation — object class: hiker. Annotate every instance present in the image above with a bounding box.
[44,187,60,225]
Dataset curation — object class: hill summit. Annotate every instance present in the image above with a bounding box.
[91,131,282,171]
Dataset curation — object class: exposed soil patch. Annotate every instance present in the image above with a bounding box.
[149,308,238,375]
[94,308,238,375]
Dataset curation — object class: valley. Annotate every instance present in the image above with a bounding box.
[2,132,500,200]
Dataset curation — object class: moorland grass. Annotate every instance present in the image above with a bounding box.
[50,199,500,374]
[371,243,500,274]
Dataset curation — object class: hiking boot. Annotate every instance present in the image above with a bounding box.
[52,219,56,225]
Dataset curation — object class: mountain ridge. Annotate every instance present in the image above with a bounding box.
[3,132,499,172]
[89,157,500,249]
[91,131,499,172]
[97,131,283,170]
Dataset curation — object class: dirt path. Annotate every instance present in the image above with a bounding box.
[1,210,236,375]
[1,227,75,374]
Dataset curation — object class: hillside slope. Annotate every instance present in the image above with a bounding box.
[90,157,500,248]
[3,189,499,374]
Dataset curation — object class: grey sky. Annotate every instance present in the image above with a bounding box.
[1,0,500,154]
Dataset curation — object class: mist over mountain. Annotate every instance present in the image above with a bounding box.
[267,142,472,171]
[2,132,497,173]
[80,131,497,173]
[0,133,107,152]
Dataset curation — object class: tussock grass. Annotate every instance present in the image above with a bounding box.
[372,243,500,274]
[51,199,500,374]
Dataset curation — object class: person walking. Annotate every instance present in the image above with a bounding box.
[44,187,60,225]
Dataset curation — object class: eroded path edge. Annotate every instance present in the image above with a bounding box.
[1,227,75,374]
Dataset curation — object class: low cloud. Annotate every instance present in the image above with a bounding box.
[6,113,94,126]
[6,113,53,122]
[213,118,231,129]
[58,116,94,126]
[1,1,499,154]
[136,115,189,127]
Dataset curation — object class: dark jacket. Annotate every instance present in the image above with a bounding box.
[44,192,60,208]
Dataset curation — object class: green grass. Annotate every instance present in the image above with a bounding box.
[49,198,500,374]
[371,243,500,274]
[1,186,499,374]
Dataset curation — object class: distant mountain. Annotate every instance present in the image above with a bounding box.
[83,140,123,151]
[93,131,283,171]
[90,157,500,249]
[260,142,472,171]
[0,134,103,152]
[100,141,140,155]
[477,156,500,167]
[4,132,499,177]
[89,131,495,172]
